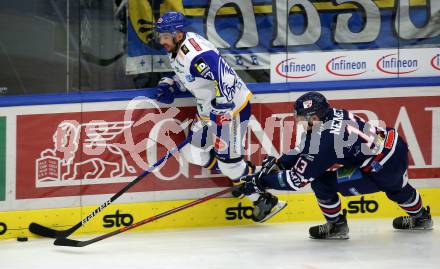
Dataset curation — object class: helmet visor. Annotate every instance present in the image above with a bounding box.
[152,31,174,44]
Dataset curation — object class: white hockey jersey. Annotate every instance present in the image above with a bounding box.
[168,32,252,119]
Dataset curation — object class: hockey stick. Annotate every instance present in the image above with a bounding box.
[29,126,203,238]
[54,186,234,247]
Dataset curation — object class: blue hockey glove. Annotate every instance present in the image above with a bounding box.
[155,77,178,104]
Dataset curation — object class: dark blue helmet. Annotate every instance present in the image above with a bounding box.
[154,11,186,33]
[294,91,330,120]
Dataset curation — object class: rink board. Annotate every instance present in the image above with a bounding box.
[0,86,439,240]
[0,188,439,240]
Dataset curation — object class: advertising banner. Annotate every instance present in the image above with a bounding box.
[16,106,230,200]
[271,48,440,82]
[14,94,440,202]
[126,0,440,74]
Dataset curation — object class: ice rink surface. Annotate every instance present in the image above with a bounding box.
[1,217,439,269]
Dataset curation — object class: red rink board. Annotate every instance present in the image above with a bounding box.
[15,96,440,199]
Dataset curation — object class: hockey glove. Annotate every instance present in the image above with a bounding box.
[155,77,178,104]
[233,156,278,196]
[260,156,280,175]
[238,172,266,195]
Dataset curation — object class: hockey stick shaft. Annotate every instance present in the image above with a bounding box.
[29,127,201,238]
[54,186,234,247]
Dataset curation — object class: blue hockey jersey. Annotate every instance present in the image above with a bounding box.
[268,108,398,191]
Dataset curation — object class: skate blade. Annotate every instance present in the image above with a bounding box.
[257,201,288,223]
[415,219,434,230]
[395,226,434,231]
[309,234,349,240]
[394,220,434,231]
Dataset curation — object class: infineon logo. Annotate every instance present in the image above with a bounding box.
[275,58,316,79]
[325,56,367,77]
[431,54,440,71]
[376,53,419,74]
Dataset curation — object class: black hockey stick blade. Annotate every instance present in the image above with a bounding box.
[28,223,58,238]
[29,222,79,238]
[54,186,234,247]
[53,238,86,247]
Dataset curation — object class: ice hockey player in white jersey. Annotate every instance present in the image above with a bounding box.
[153,11,286,222]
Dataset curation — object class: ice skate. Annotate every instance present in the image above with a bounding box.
[309,211,349,240]
[393,206,433,230]
[252,192,287,223]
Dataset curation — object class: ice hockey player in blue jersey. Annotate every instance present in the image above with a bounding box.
[153,11,286,222]
[237,91,433,239]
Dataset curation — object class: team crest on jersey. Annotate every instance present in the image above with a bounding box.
[218,57,237,102]
[303,100,313,108]
[181,44,189,55]
[189,38,202,51]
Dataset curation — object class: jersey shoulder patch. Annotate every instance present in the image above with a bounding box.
[188,38,202,51]
[180,44,190,55]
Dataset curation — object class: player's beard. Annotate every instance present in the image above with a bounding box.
[163,43,175,53]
